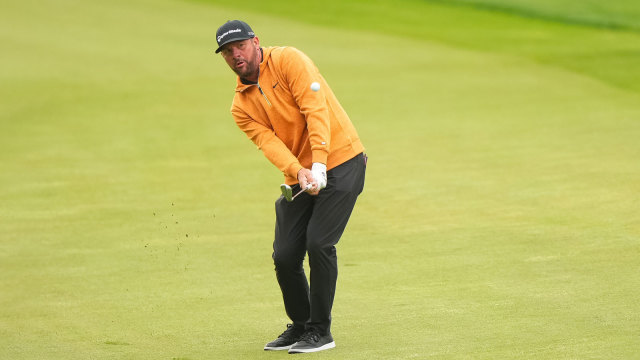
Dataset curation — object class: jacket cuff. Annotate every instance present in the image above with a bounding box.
[311,149,328,165]
[288,162,305,181]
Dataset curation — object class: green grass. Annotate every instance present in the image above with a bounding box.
[1,0,639,359]
[432,0,640,30]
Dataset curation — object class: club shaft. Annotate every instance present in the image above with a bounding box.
[292,184,313,200]
[292,189,305,200]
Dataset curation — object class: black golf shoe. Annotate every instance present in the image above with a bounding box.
[263,324,305,351]
[288,329,335,354]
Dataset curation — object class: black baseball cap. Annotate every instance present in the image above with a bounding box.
[215,20,255,53]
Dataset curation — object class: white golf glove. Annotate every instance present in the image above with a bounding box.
[311,163,327,190]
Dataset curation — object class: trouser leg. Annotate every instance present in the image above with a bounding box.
[273,193,314,328]
[305,153,366,335]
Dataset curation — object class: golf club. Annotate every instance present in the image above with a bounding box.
[280,183,313,202]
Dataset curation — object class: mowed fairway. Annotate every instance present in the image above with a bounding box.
[1,0,639,359]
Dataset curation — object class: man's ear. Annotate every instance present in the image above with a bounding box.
[253,36,260,49]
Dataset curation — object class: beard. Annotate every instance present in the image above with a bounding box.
[233,54,260,80]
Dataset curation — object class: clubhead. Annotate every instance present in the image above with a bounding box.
[280,184,293,202]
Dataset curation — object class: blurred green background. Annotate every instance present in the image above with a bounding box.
[1,0,639,359]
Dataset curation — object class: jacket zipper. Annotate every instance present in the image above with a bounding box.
[257,82,272,107]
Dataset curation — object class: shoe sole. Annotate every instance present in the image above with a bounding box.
[264,345,293,351]
[288,341,335,354]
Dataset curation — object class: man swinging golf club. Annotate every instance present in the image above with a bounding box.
[215,20,366,353]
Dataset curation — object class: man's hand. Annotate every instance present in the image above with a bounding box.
[297,165,323,196]
[311,163,327,190]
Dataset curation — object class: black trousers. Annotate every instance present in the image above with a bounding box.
[272,153,366,336]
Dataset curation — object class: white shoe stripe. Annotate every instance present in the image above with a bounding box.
[288,341,336,353]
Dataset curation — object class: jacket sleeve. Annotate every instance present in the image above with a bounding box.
[278,47,331,165]
[231,105,304,179]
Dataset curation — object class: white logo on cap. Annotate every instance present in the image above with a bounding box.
[217,28,242,42]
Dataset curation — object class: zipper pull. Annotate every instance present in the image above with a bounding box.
[257,83,272,107]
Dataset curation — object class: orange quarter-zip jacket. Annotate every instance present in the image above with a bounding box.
[230,46,365,185]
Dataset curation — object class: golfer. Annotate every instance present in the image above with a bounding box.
[215,20,366,353]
